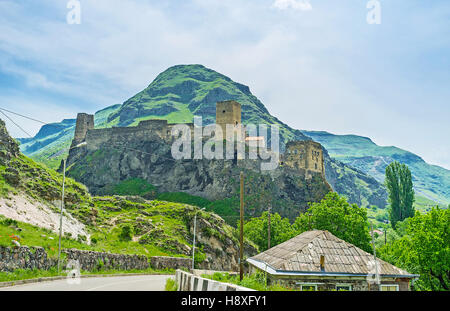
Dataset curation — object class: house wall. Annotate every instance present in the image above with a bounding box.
[264,274,411,291]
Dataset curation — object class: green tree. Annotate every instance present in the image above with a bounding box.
[118,224,133,241]
[293,192,372,252]
[385,161,415,228]
[378,207,449,291]
[243,212,295,252]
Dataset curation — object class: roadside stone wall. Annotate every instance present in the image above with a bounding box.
[150,256,191,270]
[0,246,56,272]
[63,248,149,271]
[0,246,149,272]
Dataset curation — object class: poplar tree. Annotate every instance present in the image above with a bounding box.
[385,161,415,228]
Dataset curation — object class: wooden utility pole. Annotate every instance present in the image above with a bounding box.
[239,171,244,281]
[371,224,380,290]
[57,159,66,273]
[267,204,271,250]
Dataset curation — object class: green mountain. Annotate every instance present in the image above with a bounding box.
[18,64,388,209]
[105,64,309,143]
[302,131,450,206]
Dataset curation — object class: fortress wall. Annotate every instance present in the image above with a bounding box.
[284,141,324,175]
[73,113,94,146]
[85,119,172,151]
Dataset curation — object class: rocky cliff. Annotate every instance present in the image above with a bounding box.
[64,131,332,222]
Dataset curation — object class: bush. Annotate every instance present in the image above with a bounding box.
[118,225,133,241]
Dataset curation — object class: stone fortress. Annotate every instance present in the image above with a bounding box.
[71,100,325,176]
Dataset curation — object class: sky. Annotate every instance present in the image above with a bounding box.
[0,0,449,169]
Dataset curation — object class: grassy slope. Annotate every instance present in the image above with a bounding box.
[303,130,450,205]
[1,150,249,262]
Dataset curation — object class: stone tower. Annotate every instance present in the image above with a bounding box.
[216,100,242,140]
[72,113,94,146]
[284,140,325,176]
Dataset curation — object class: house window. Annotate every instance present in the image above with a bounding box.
[381,284,399,291]
[336,284,352,291]
[299,283,318,291]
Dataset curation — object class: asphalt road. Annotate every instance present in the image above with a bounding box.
[0,274,173,291]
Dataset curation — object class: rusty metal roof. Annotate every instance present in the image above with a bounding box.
[248,230,413,277]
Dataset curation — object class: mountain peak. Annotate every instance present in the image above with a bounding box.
[104,64,308,145]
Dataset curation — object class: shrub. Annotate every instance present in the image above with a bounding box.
[118,225,133,241]
[165,278,178,291]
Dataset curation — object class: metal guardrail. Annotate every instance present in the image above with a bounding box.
[176,269,255,291]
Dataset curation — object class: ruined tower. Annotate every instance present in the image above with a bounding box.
[72,113,94,146]
[283,140,325,176]
[216,100,242,140]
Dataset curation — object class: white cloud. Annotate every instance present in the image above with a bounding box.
[272,0,312,11]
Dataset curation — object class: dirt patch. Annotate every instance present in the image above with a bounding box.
[0,193,90,243]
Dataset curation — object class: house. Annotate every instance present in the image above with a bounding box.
[246,230,418,291]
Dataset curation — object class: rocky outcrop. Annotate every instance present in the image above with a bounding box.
[0,119,20,164]
[324,152,388,208]
[189,213,257,271]
[65,135,332,222]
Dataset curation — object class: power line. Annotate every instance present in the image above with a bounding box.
[0,109,33,138]
[0,107,48,125]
